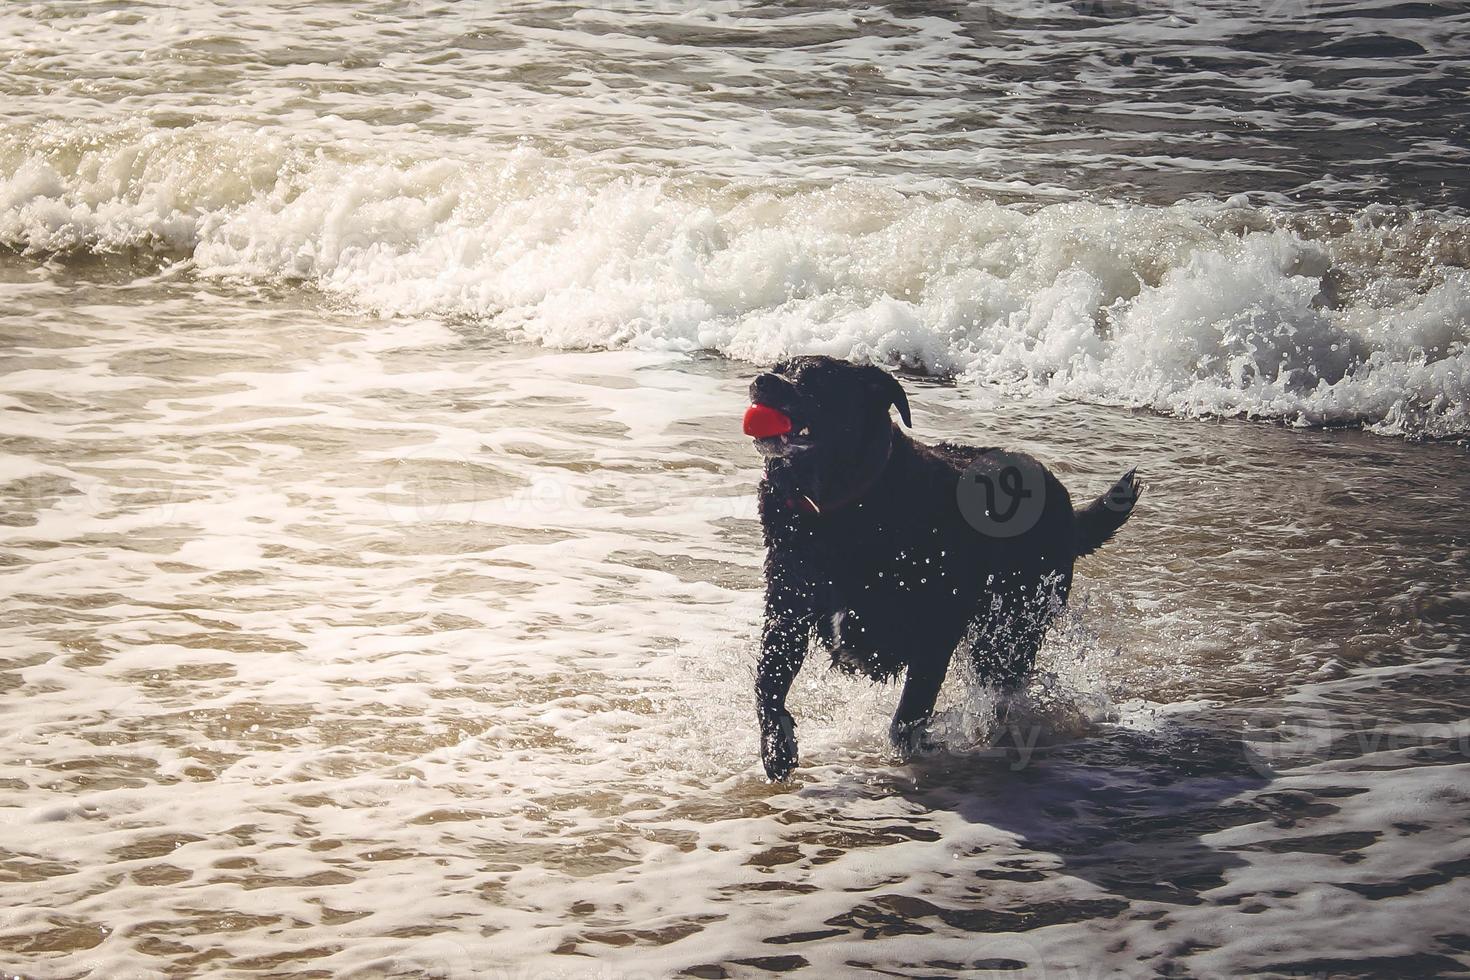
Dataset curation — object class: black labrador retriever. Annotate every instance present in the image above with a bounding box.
[746,356,1140,780]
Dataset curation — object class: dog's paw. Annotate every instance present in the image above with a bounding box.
[889,717,939,761]
[760,710,799,782]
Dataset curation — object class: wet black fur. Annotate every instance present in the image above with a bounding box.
[751,356,1140,780]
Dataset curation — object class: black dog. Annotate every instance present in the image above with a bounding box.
[746,356,1140,781]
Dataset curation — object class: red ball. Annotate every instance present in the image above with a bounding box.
[743,403,792,438]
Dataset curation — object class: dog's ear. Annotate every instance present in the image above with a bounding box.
[863,365,912,428]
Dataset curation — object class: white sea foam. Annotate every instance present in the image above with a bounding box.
[4,122,1466,438]
[3,256,1467,978]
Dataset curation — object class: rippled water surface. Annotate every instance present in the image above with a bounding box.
[3,261,1468,977]
[4,1,1470,436]
[4,0,1468,205]
[2,1,1469,977]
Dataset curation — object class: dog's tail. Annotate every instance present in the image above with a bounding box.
[1074,468,1141,558]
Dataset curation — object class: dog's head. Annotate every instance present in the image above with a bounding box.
[745,356,911,511]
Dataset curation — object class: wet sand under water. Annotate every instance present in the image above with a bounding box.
[2,266,1469,978]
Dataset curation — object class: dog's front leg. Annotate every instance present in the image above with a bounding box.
[755,586,812,782]
[888,647,953,760]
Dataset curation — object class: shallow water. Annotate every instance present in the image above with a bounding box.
[3,264,1468,977]
[3,0,1469,977]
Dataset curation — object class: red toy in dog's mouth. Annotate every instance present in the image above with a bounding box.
[742,403,792,439]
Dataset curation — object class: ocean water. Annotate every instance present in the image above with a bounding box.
[1,1,1468,978]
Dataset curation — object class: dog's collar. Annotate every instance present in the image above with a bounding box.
[780,428,903,517]
[783,494,822,515]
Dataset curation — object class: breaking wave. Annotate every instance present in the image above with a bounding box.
[4,121,1468,438]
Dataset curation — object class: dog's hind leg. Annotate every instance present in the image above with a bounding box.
[888,643,955,760]
[969,573,1070,724]
[971,629,1041,694]
[974,569,1071,675]
[965,625,1045,765]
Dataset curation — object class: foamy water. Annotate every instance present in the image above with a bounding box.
[4,266,1467,976]
[2,0,1469,439]
[3,1,1469,977]
[4,127,1469,438]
